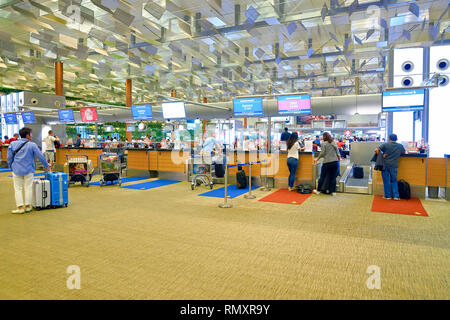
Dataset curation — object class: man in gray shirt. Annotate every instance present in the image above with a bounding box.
[375,134,406,200]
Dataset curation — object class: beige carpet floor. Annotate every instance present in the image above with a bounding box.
[0,170,448,300]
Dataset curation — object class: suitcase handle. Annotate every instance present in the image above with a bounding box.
[43,190,47,198]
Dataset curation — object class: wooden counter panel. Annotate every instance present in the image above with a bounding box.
[397,157,426,186]
[56,149,101,166]
[274,154,314,179]
[149,151,158,170]
[127,150,149,170]
[447,159,450,188]
[1,146,8,162]
[157,151,189,172]
[427,158,446,187]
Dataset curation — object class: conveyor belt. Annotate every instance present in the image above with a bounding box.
[346,177,369,187]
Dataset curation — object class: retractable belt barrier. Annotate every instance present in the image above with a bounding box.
[218,160,266,208]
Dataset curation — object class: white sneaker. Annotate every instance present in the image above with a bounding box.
[12,208,25,214]
[25,206,32,213]
[382,196,391,200]
[313,190,321,195]
[332,192,337,196]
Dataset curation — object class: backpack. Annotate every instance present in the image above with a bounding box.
[398,179,411,199]
[54,140,61,148]
[296,184,313,194]
[236,169,247,189]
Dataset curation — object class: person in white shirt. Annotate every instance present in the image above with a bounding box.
[286,132,305,191]
[43,130,59,171]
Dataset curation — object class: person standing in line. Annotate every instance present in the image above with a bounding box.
[280,127,291,142]
[286,132,305,191]
[375,133,406,200]
[314,132,340,196]
[43,130,59,172]
[74,133,82,147]
[7,127,49,214]
[9,133,19,143]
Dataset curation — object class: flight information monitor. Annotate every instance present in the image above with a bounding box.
[58,109,75,122]
[131,104,153,120]
[162,101,186,119]
[382,89,425,112]
[233,97,263,117]
[4,113,18,124]
[277,94,311,115]
[80,108,98,122]
[21,112,35,124]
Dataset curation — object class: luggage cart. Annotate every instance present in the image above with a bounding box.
[98,153,122,186]
[188,156,214,190]
[66,155,92,187]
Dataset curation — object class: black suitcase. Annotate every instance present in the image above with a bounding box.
[353,166,364,179]
[398,179,411,199]
[214,164,225,178]
[236,169,247,189]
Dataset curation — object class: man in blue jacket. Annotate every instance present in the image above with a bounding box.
[375,133,405,200]
[7,127,49,214]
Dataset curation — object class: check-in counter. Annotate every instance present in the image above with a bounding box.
[56,148,103,167]
[1,145,8,165]
[126,149,314,187]
[373,154,448,198]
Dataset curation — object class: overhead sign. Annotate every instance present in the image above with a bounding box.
[162,101,186,119]
[131,104,153,120]
[382,89,425,112]
[4,113,18,125]
[277,94,311,115]
[80,108,98,122]
[21,112,35,124]
[58,109,75,122]
[233,97,263,117]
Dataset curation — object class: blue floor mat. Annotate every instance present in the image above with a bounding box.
[199,185,259,199]
[120,179,181,190]
[90,176,149,186]
[0,169,12,173]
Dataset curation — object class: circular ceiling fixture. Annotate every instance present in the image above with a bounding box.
[402,77,414,87]
[138,122,146,131]
[437,58,449,71]
[438,75,449,87]
[402,61,414,73]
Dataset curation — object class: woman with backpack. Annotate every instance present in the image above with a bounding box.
[286,132,304,191]
[314,132,341,196]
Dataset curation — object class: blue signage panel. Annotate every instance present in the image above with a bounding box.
[4,113,18,125]
[382,89,425,112]
[21,112,35,124]
[58,109,75,122]
[233,97,263,116]
[131,104,153,120]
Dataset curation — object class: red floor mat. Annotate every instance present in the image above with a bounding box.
[259,189,312,205]
[371,195,428,217]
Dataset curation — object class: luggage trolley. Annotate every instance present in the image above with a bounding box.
[98,153,122,186]
[188,155,214,190]
[66,154,92,187]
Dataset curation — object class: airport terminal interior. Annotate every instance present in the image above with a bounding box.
[0,0,449,300]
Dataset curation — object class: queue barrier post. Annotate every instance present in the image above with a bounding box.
[260,159,271,191]
[218,163,232,208]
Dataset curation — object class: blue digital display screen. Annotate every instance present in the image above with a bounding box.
[233,97,263,116]
[58,109,75,122]
[131,104,153,120]
[21,112,35,124]
[382,89,425,112]
[4,113,18,124]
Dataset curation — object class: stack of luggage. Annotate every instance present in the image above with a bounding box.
[32,172,69,210]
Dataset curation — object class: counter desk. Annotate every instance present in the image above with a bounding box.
[56,148,103,167]
[1,145,8,165]
[372,154,449,198]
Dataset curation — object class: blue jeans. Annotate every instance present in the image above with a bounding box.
[287,157,298,188]
[381,167,399,199]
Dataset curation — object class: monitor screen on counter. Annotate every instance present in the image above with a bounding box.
[131,104,153,120]
[4,113,18,125]
[162,101,186,119]
[126,125,136,132]
[277,94,311,115]
[382,89,425,112]
[58,109,75,122]
[233,97,263,117]
[21,112,35,124]
[80,108,98,122]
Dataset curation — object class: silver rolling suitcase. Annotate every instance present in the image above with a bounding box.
[32,179,51,210]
